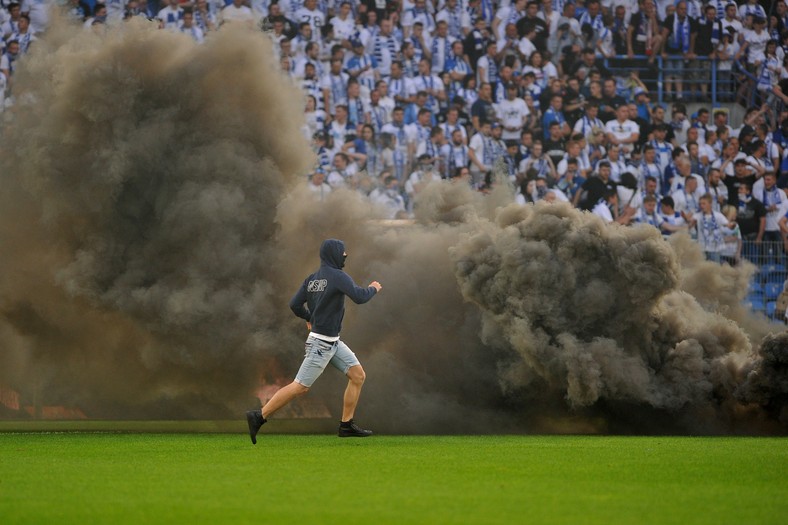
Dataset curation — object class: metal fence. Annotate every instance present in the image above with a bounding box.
[603,55,758,107]
[741,240,788,322]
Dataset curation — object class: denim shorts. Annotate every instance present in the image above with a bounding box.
[294,335,360,387]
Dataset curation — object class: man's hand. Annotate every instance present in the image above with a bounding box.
[306,322,312,331]
[370,281,382,292]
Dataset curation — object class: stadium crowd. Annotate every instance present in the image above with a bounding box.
[5,0,788,264]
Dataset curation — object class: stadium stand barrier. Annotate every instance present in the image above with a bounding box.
[603,55,756,107]
[743,240,788,321]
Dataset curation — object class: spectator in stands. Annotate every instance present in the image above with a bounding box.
[441,105,467,144]
[446,40,472,96]
[745,139,773,179]
[660,1,697,102]
[329,2,355,43]
[739,0,767,25]
[294,0,324,40]
[178,9,204,43]
[157,0,183,30]
[322,58,348,117]
[707,167,728,212]
[470,81,495,131]
[346,78,370,130]
[542,93,569,140]
[658,195,688,235]
[492,0,525,42]
[308,167,333,200]
[347,39,378,92]
[756,172,786,246]
[327,152,356,189]
[517,1,547,49]
[496,83,528,142]
[605,104,640,158]
[0,38,17,91]
[720,204,743,265]
[599,77,625,122]
[443,127,470,179]
[402,0,434,39]
[405,154,442,206]
[693,5,721,101]
[555,157,585,203]
[2,3,21,40]
[372,17,399,79]
[370,174,408,219]
[519,139,555,181]
[412,57,444,116]
[734,182,767,254]
[12,13,33,54]
[592,187,628,224]
[381,105,416,170]
[635,194,664,229]
[689,194,736,262]
[469,120,494,187]
[430,20,454,74]
[737,17,770,90]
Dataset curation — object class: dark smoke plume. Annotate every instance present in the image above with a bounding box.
[0,19,785,433]
[0,19,314,417]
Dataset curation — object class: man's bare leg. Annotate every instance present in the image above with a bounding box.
[338,365,372,437]
[341,365,366,422]
[262,381,310,419]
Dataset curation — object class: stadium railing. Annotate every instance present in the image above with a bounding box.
[603,55,756,107]
[742,240,788,321]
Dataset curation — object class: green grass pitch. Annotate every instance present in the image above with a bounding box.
[1,433,785,524]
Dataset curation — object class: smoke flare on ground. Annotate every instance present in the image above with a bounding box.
[0,19,785,433]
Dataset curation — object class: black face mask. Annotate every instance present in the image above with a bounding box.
[342,254,347,268]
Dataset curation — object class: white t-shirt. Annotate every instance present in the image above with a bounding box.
[669,173,706,198]
[518,37,536,61]
[294,7,325,36]
[329,15,355,40]
[592,200,614,223]
[495,98,529,140]
[221,4,256,26]
[157,6,184,30]
[742,28,771,65]
[671,189,701,214]
[405,170,441,196]
[469,132,489,172]
[693,210,729,252]
[605,118,640,144]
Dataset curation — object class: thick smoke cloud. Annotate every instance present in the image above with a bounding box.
[0,19,785,433]
[0,20,314,417]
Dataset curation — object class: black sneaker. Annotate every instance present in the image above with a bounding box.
[338,419,372,438]
[246,410,266,445]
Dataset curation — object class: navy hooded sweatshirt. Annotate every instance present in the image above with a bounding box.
[289,239,377,338]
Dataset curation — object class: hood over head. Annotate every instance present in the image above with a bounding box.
[320,239,346,269]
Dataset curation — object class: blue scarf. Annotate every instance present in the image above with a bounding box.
[673,15,690,53]
[431,37,452,72]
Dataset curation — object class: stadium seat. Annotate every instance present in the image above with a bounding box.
[746,293,764,306]
[765,283,783,301]
[748,281,764,294]
[746,298,765,311]
[760,270,787,285]
[767,301,777,318]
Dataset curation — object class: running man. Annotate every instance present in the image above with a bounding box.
[246,239,382,443]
